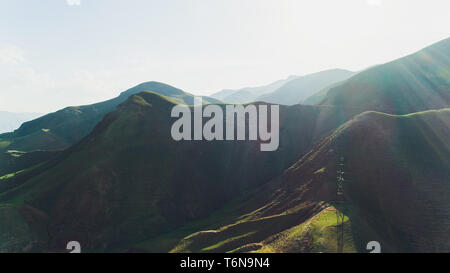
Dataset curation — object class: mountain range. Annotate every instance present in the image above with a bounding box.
[211,69,355,105]
[0,37,449,253]
[210,75,299,103]
[0,82,220,154]
[258,69,355,105]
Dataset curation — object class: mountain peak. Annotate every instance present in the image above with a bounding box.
[120,81,187,97]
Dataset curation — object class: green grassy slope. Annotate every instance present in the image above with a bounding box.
[162,109,449,253]
[319,38,450,114]
[0,150,61,177]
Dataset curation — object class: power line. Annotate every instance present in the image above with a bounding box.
[336,156,345,253]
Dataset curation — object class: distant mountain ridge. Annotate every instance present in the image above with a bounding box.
[0,82,220,153]
[211,69,355,105]
[258,69,355,105]
[211,75,299,103]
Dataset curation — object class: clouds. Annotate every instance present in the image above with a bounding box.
[0,44,25,66]
[0,44,59,112]
[66,0,81,6]
[0,43,145,113]
[1,0,449,113]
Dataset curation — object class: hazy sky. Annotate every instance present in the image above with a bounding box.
[0,0,449,113]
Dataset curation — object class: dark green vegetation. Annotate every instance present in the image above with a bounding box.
[0,38,449,253]
[0,149,60,178]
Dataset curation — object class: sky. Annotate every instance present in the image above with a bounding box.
[0,0,449,113]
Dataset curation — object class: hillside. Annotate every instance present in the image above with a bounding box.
[0,150,61,178]
[153,109,450,253]
[319,38,450,114]
[258,69,355,105]
[0,92,365,252]
[0,82,220,154]
[302,80,347,105]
